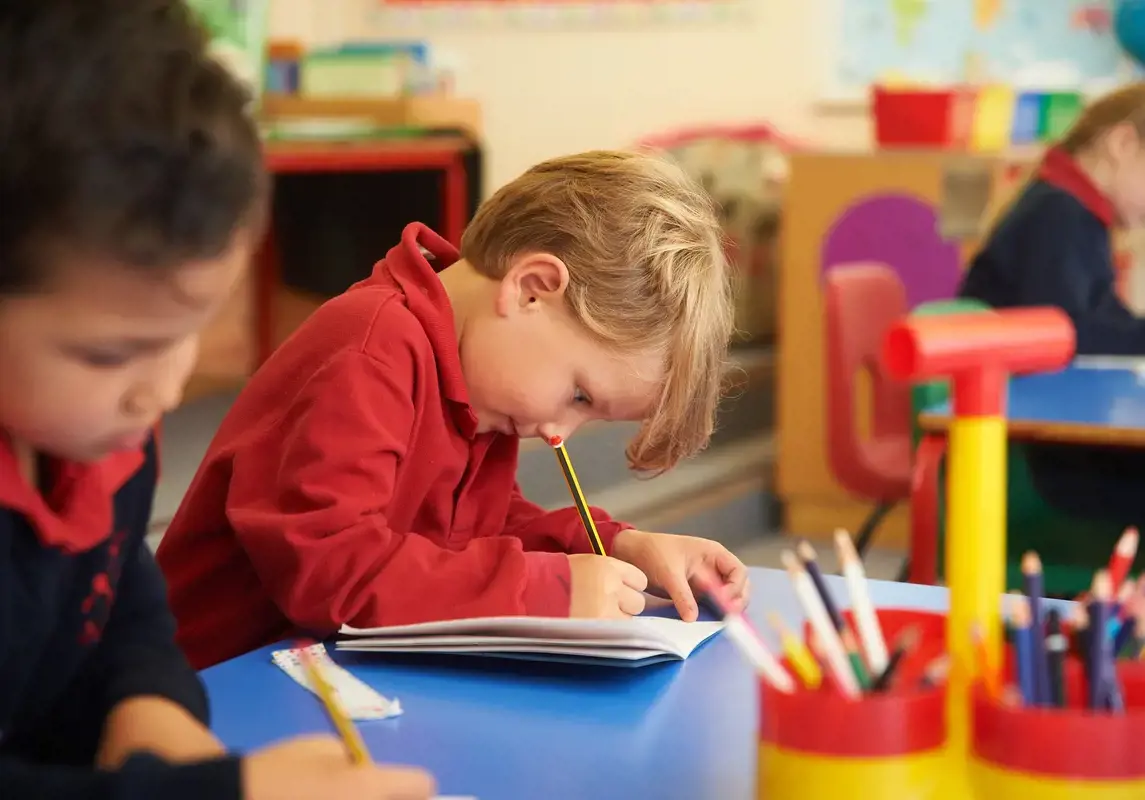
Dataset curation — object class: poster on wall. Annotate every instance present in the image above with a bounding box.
[826,0,1139,101]
[371,0,746,28]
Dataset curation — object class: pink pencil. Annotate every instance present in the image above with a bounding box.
[699,575,795,693]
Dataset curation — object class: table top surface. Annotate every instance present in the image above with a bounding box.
[919,363,1145,444]
[202,566,952,800]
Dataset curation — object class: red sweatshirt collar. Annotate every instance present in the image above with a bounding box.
[0,435,143,553]
[377,223,479,438]
[1037,147,1117,228]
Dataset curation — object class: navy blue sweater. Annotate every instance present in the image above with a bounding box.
[960,149,1145,355]
[0,436,242,799]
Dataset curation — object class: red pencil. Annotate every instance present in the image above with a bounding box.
[1109,528,1139,590]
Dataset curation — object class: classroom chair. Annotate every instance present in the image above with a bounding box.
[909,300,1125,595]
[823,264,913,560]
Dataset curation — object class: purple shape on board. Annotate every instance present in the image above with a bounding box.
[821,193,962,308]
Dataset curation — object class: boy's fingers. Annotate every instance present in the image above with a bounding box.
[612,559,649,592]
[662,572,699,622]
[618,586,647,617]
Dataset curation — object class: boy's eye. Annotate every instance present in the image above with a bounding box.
[573,386,592,405]
[77,351,132,369]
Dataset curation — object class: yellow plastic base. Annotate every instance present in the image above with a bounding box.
[757,743,952,799]
[969,759,1145,799]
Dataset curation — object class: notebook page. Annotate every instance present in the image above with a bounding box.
[340,615,724,657]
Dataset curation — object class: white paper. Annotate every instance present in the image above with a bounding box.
[1073,355,1145,374]
[271,643,403,720]
[337,616,724,663]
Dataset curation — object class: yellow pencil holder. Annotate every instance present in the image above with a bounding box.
[756,609,951,800]
[970,660,1145,799]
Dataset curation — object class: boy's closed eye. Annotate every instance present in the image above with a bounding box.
[64,337,175,369]
[572,386,593,406]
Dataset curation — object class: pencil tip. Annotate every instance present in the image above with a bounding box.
[1120,527,1140,553]
[796,540,816,561]
[1093,569,1114,600]
[780,550,800,571]
[548,435,563,447]
[1021,551,1042,573]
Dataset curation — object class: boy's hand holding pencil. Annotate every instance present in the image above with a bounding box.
[549,435,749,622]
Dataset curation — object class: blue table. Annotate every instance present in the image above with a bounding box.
[918,363,1145,445]
[203,567,951,800]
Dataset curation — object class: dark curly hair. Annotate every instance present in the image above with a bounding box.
[0,0,266,294]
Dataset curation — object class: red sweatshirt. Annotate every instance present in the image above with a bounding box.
[156,223,631,669]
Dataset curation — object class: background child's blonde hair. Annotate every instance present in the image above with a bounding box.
[461,150,735,474]
[1059,81,1145,154]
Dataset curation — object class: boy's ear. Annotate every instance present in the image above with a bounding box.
[497,253,569,315]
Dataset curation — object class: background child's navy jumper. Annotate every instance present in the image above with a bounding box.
[961,148,1145,527]
[0,437,242,798]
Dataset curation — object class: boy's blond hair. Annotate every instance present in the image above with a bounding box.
[461,150,735,474]
[1059,81,1145,154]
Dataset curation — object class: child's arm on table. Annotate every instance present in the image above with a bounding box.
[226,350,636,627]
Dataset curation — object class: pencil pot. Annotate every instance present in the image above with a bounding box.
[970,660,1145,799]
[757,609,950,800]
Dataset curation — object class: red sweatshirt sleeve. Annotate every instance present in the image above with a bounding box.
[225,349,572,631]
[502,484,632,555]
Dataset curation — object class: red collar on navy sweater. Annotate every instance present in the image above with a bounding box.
[1037,147,1117,228]
[0,435,143,553]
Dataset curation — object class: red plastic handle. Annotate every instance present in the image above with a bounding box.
[881,307,1075,416]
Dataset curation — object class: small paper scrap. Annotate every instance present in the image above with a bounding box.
[271,643,403,720]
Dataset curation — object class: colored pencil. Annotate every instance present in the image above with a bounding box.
[768,613,823,690]
[298,645,371,765]
[782,551,860,699]
[701,576,795,693]
[919,656,950,690]
[834,529,889,675]
[1020,552,1050,706]
[1109,528,1139,590]
[547,435,605,556]
[1011,597,1037,706]
[870,625,920,693]
[842,628,871,690]
[1044,608,1067,708]
[1086,571,1114,712]
[796,541,846,632]
[972,623,1001,700]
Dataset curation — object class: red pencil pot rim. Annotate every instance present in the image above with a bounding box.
[971,663,1145,780]
[760,677,945,756]
[764,608,947,757]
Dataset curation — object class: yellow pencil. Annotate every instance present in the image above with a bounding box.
[298,644,371,765]
[549,435,606,556]
[768,612,823,689]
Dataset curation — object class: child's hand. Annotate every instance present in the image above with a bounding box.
[242,735,436,800]
[611,531,749,622]
[567,554,648,618]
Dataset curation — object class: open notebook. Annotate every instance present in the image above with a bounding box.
[336,616,726,667]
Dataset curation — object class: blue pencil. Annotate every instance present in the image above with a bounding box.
[1020,552,1050,706]
[1012,597,1037,706]
[1086,571,1114,712]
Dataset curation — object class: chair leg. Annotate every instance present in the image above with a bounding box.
[853,501,895,556]
[908,433,947,585]
[895,559,911,582]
